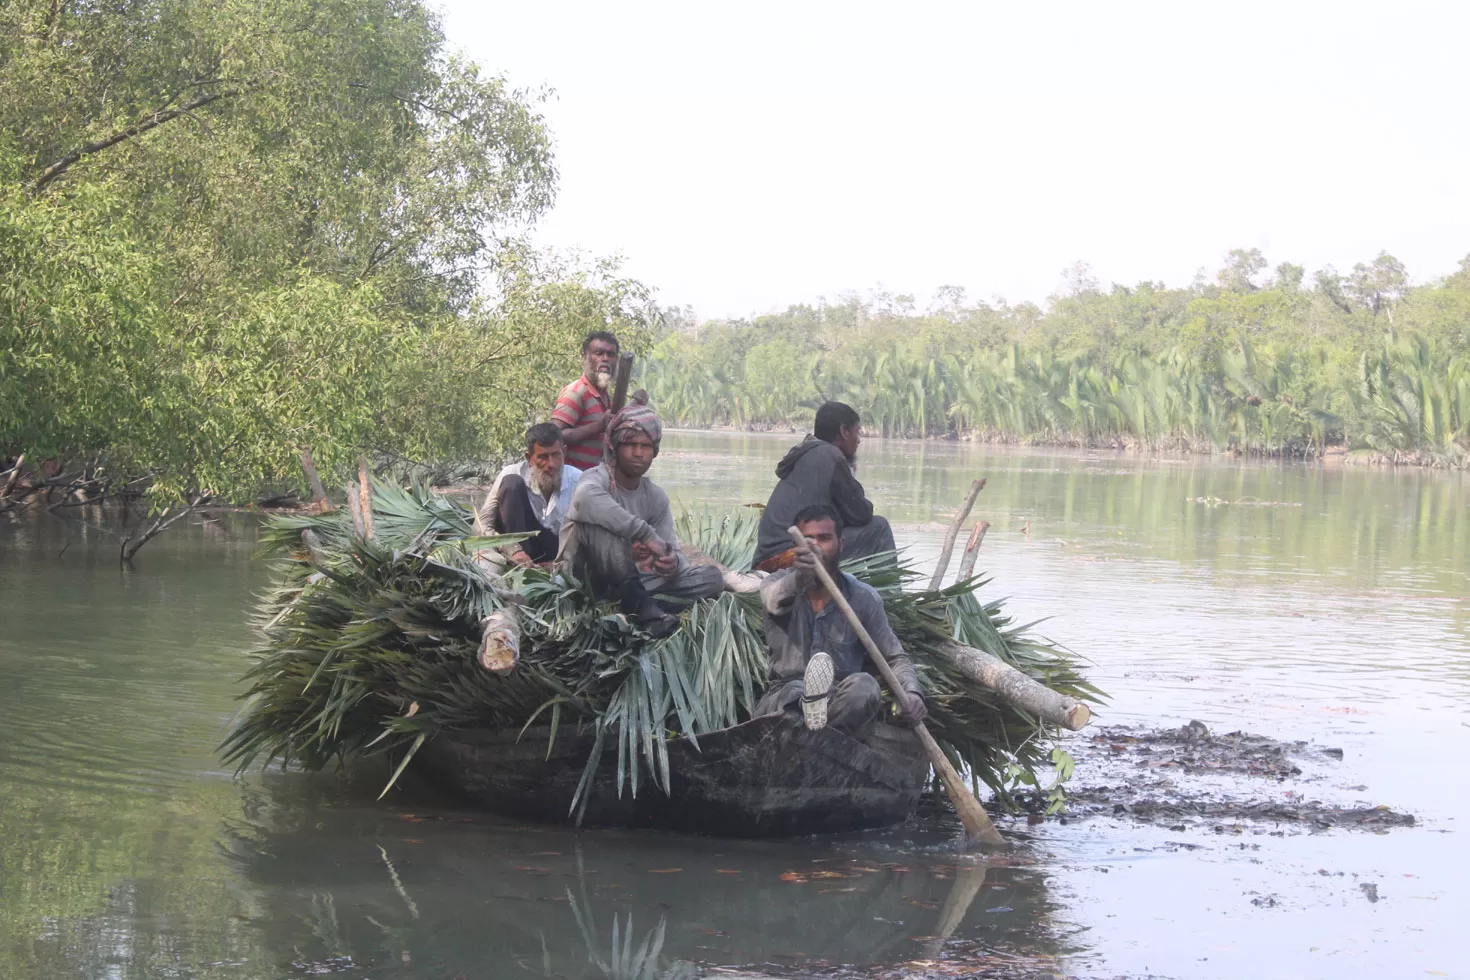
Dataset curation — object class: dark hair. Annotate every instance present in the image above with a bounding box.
[792,503,842,533]
[525,421,564,453]
[581,330,619,355]
[813,401,860,443]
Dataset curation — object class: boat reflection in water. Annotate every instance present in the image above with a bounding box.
[218,772,1068,978]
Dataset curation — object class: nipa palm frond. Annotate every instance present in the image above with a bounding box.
[224,484,1101,818]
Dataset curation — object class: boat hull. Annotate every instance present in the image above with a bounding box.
[417,715,931,837]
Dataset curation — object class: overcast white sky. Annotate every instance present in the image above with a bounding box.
[437,0,1469,319]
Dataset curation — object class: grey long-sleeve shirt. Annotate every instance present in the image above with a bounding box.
[759,567,922,697]
[556,463,686,575]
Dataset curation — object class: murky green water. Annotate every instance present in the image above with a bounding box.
[2,434,1466,979]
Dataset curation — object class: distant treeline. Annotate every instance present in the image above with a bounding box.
[641,251,1470,466]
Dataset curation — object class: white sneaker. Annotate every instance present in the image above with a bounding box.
[721,568,766,593]
[801,652,834,731]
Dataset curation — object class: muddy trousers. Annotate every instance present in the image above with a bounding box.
[566,523,726,611]
[755,672,884,741]
[491,474,559,563]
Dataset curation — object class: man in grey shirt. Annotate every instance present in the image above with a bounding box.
[755,503,925,740]
[558,405,725,637]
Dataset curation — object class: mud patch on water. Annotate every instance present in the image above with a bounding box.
[1057,721,1415,832]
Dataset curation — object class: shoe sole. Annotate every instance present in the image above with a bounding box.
[801,652,834,731]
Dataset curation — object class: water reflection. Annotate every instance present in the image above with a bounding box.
[213,775,1061,978]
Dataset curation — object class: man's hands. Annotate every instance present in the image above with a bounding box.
[632,536,679,575]
[895,690,927,728]
[509,549,535,569]
[791,535,819,586]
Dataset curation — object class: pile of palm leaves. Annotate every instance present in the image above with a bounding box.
[223,480,1102,816]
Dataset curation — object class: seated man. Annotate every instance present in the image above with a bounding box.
[755,504,925,741]
[477,422,581,566]
[557,405,725,636]
[752,401,895,571]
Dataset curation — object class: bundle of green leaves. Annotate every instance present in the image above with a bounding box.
[223,481,1101,816]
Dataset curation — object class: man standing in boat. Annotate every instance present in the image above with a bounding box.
[476,423,581,567]
[752,402,895,571]
[552,331,647,471]
[756,504,925,739]
[558,404,727,637]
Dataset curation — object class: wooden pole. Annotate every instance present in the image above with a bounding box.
[299,448,328,507]
[940,640,1092,730]
[609,351,635,414]
[357,457,375,541]
[955,520,991,582]
[787,526,1008,849]
[928,478,986,591]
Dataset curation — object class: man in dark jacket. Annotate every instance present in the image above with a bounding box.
[753,402,895,571]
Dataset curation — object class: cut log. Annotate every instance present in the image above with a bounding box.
[478,607,521,672]
[928,478,986,590]
[939,641,1092,731]
[956,520,991,581]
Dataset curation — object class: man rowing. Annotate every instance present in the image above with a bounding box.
[477,423,580,567]
[752,401,895,571]
[552,330,646,471]
[557,405,725,637]
[755,504,925,739]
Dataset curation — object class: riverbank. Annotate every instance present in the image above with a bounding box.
[661,423,1468,471]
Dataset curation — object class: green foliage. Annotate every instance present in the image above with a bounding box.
[225,485,1101,817]
[0,0,654,520]
[641,254,1470,466]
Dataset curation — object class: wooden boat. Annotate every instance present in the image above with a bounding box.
[417,715,932,837]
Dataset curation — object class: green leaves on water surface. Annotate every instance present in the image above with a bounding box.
[226,483,1101,819]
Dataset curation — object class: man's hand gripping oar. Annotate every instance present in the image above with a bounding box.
[786,526,1009,849]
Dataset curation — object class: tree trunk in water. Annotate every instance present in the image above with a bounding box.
[939,641,1092,731]
[1,454,25,499]
[956,520,991,581]
[120,494,203,563]
[929,478,986,590]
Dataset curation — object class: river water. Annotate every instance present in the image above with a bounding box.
[1,433,1466,980]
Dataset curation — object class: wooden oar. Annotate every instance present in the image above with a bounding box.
[608,351,635,414]
[786,526,1008,849]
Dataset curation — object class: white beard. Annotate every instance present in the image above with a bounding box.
[532,472,561,499]
[594,370,612,390]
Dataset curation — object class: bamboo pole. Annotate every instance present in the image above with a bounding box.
[955,520,991,582]
[787,526,1008,849]
[939,640,1092,730]
[928,478,986,590]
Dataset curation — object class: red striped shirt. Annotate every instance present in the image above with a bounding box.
[552,375,611,469]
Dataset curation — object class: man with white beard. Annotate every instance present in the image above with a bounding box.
[477,423,582,567]
[552,331,646,471]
